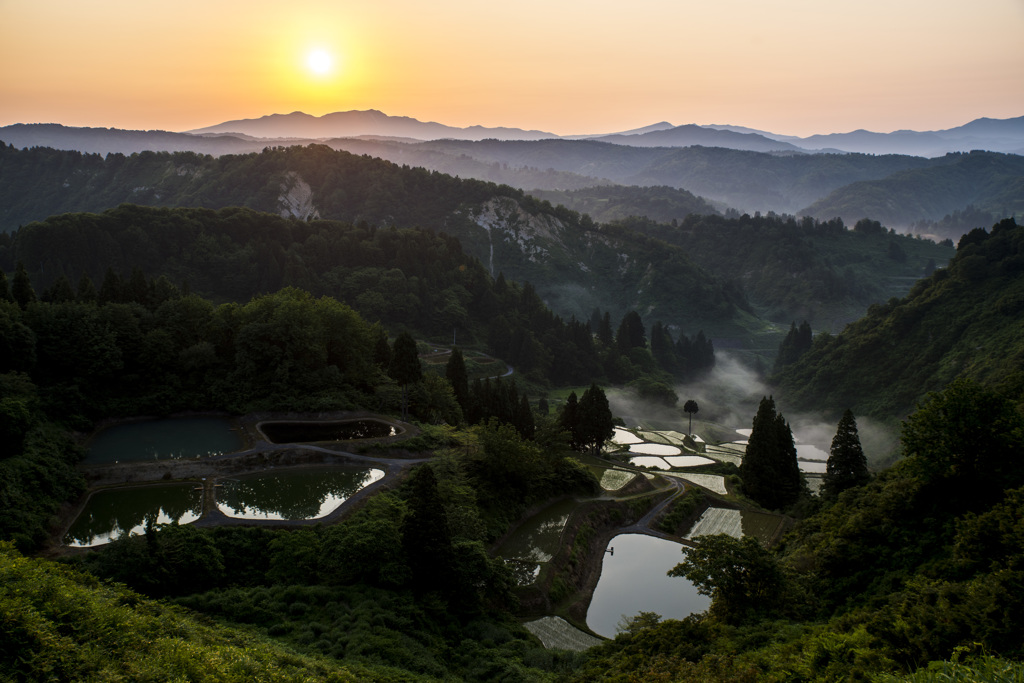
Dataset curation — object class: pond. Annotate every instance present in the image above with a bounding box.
[215,466,384,520]
[86,417,241,463]
[496,498,578,563]
[587,533,710,638]
[258,419,398,444]
[64,484,202,547]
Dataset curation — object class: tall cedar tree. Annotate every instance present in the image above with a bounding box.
[822,409,870,498]
[390,332,422,420]
[616,310,647,352]
[740,396,802,510]
[684,399,699,435]
[576,383,615,456]
[0,270,11,302]
[12,262,35,310]
[560,392,580,450]
[774,320,813,372]
[445,347,469,412]
[401,465,455,596]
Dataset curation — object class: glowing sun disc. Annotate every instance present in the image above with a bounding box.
[307,49,333,75]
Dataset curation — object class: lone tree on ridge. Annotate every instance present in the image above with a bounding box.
[683,399,699,435]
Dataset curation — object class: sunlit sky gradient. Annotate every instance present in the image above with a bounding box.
[2,0,1022,137]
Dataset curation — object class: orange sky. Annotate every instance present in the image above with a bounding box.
[2,0,1022,137]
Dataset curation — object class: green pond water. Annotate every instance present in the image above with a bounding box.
[587,533,710,638]
[215,467,384,520]
[259,419,397,443]
[495,498,582,584]
[86,417,241,463]
[64,484,202,547]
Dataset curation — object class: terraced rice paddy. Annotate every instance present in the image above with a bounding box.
[638,430,674,445]
[685,507,742,540]
[703,443,744,466]
[611,428,643,445]
[599,468,637,491]
[740,510,787,544]
[524,616,603,651]
[664,455,715,468]
[683,507,785,544]
[629,456,672,470]
[629,443,681,456]
[663,472,729,495]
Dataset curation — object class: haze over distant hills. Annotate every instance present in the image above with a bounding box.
[182,109,1024,157]
[2,110,1022,235]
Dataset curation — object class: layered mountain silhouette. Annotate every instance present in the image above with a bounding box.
[3,111,1021,232]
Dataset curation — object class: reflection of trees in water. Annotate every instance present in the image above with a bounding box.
[64,485,201,545]
[218,468,382,520]
[504,559,542,586]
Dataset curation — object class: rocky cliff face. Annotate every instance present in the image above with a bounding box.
[278,173,320,221]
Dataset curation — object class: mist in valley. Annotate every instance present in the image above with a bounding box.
[607,351,900,468]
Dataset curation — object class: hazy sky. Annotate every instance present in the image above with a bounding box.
[2,0,1022,136]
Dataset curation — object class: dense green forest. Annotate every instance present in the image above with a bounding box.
[0,204,722,389]
[0,143,747,333]
[0,143,956,340]
[528,185,719,225]
[774,218,1024,419]
[803,151,1024,233]
[601,212,953,330]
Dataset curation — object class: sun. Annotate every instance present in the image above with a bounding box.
[306,49,333,76]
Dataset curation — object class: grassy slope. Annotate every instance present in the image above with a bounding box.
[0,543,421,682]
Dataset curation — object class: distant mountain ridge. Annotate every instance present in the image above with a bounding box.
[186,109,561,142]
[5,111,1023,157]
[182,109,1024,157]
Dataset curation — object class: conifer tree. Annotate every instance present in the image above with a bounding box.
[0,269,12,303]
[597,311,614,347]
[516,394,535,440]
[615,311,646,352]
[577,383,615,456]
[445,347,469,411]
[11,262,36,310]
[822,409,870,498]
[390,332,422,420]
[76,274,98,303]
[740,396,802,510]
[560,391,580,450]
[44,275,75,303]
[684,400,699,435]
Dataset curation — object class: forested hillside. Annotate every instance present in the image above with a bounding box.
[1,143,961,344]
[773,218,1024,419]
[600,213,953,331]
[802,151,1024,233]
[0,143,745,333]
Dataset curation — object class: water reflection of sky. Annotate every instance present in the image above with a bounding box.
[629,443,681,456]
[587,533,710,638]
[216,468,384,520]
[64,485,202,547]
[611,428,643,445]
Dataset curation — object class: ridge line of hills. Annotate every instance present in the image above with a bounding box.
[2,128,1022,237]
